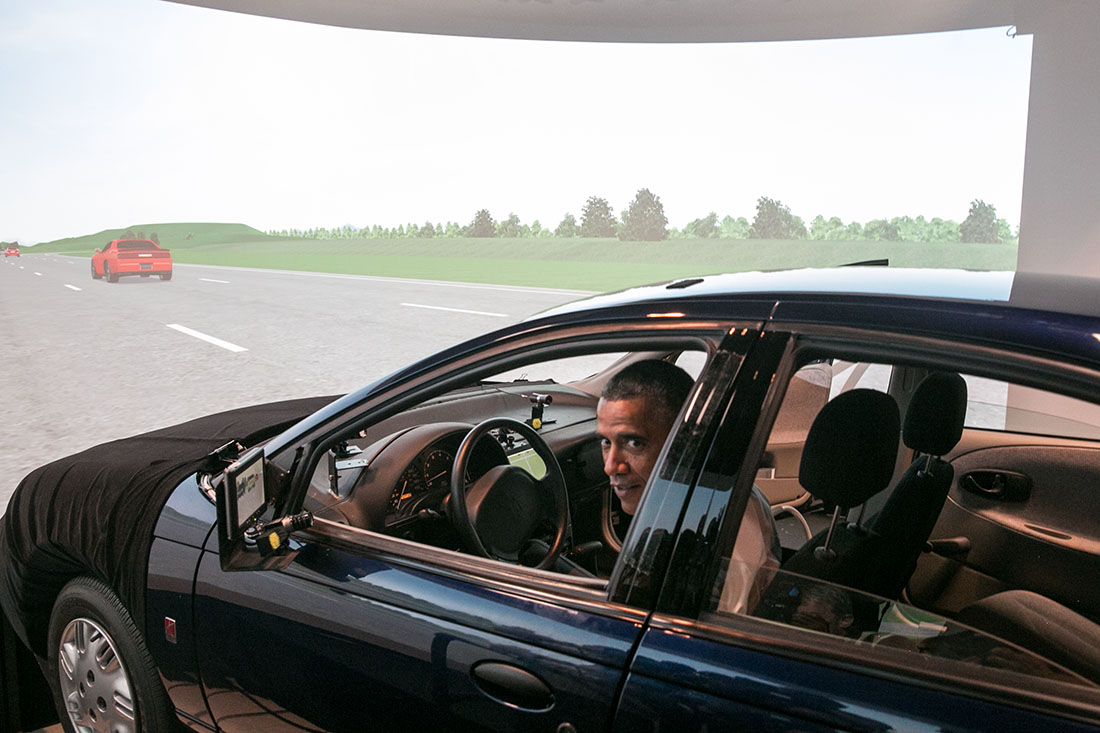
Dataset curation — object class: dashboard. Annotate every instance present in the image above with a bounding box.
[304,382,613,552]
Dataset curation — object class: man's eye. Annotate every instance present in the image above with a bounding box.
[627,439,644,450]
[599,438,611,449]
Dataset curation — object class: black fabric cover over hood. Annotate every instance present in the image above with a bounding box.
[0,395,337,655]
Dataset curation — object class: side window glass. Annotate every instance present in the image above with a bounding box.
[708,358,1098,693]
[963,375,1100,440]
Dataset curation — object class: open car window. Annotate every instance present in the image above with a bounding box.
[299,341,712,584]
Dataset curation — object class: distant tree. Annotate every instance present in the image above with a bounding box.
[719,215,751,239]
[419,221,436,237]
[748,197,806,239]
[619,188,669,241]
[529,220,544,238]
[150,232,159,244]
[497,213,523,238]
[928,217,961,243]
[580,197,618,238]
[444,221,462,237]
[123,229,136,239]
[684,212,719,239]
[864,218,901,241]
[809,215,848,241]
[960,199,1002,243]
[468,209,496,237]
[555,213,578,238]
[435,223,444,237]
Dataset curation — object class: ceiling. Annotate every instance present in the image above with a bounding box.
[165,0,1022,43]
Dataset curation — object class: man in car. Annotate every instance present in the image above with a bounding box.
[597,359,780,612]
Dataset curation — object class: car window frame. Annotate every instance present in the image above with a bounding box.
[653,322,1100,721]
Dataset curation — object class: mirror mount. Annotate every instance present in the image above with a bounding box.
[216,446,302,571]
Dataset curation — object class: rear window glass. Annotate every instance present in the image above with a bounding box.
[117,240,159,250]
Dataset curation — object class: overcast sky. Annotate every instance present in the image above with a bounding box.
[1,0,1032,244]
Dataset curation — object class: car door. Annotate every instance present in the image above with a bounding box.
[614,330,1100,731]
[197,323,760,731]
[193,532,638,732]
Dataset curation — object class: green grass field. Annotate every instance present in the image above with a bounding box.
[29,222,1019,292]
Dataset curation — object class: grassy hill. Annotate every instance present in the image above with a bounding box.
[31,222,271,253]
[27,223,1019,292]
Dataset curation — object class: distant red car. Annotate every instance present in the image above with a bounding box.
[3,246,19,257]
[91,239,172,282]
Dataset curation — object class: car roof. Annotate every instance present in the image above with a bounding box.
[534,267,1100,322]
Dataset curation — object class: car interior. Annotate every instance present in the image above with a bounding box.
[736,354,1100,688]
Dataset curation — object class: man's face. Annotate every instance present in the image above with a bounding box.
[596,395,672,515]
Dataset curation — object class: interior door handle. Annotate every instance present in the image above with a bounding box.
[470,661,555,711]
[959,470,1031,501]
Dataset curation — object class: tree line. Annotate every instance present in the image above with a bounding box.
[267,192,1014,244]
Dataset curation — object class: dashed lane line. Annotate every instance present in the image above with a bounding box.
[166,324,248,353]
[401,302,508,318]
[64,284,82,291]
[34,272,42,276]
[200,278,231,284]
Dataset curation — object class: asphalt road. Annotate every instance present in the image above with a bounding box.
[0,253,591,513]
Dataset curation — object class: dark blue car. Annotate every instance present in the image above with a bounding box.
[5,267,1100,731]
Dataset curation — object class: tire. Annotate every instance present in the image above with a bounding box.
[90,261,101,280]
[105,263,118,283]
[159,271,172,281]
[47,577,178,733]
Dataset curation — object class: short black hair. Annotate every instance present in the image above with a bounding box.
[601,359,694,426]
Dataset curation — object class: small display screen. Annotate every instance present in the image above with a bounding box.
[229,449,266,533]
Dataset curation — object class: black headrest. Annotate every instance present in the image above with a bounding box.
[903,372,967,456]
[799,389,900,508]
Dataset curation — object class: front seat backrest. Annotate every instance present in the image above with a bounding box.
[779,389,901,593]
[867,371,968,598]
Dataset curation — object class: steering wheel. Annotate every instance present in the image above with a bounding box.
[449,417,569,569]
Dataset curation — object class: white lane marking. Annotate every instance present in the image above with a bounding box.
[200,277,231,284]
[166,324,248,353]
[171,262,593,296]
[401,302,507,318]
[34,272,42,276]
[64,284,82,291]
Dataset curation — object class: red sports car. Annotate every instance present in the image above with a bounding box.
[91,238,172,282]
[3,246,19,257]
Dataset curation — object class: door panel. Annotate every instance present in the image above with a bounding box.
[911,431,1100,619]
[618,622,1099,732]
[193,540,637,732]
